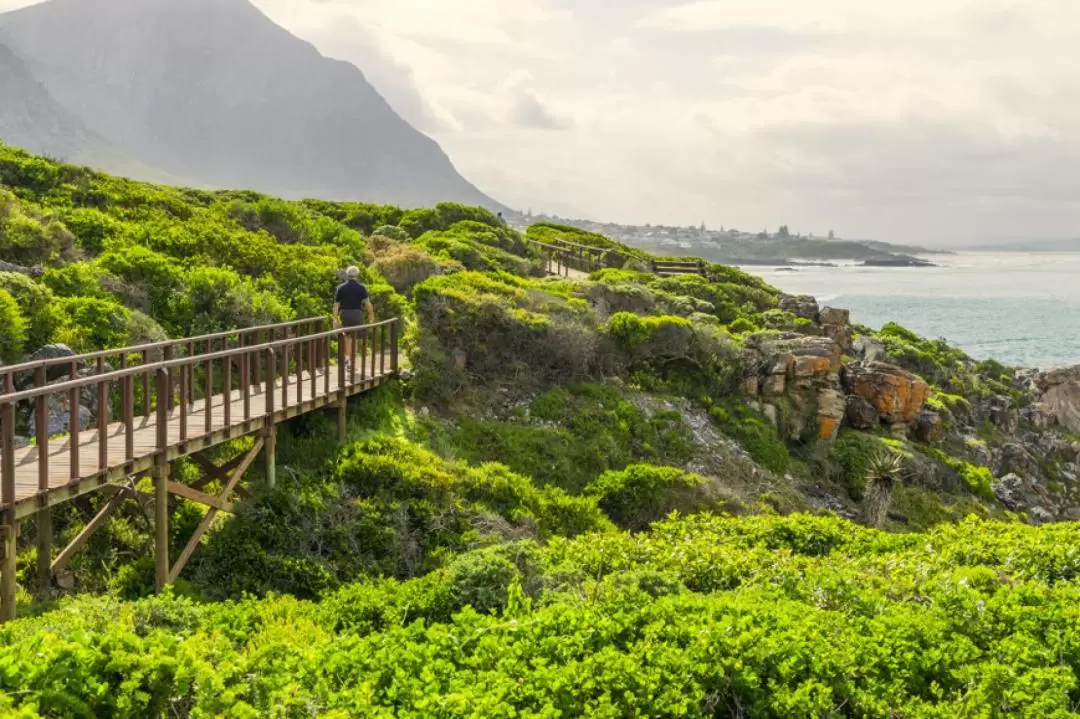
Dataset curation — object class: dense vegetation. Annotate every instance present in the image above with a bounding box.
[1,143,1076,715]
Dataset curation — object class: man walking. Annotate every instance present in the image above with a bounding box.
[333,266,375,365]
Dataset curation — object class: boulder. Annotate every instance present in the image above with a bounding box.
[842,362,930,424]
[1022,402,1055,431]
[984,396,1020,435]
[993,473,1026,510]
[817,307,852,353]
[818,307,850,326]
[0,259,44,277]
[1040,366,1080,434]
[992,443,1041,479]
[778,293,820,321]
[816,389,846,442]
[852,336,888,363]
[914,411,944,444]
[844,395,879,430]
[14,344,80,389]
[28,396,94,439]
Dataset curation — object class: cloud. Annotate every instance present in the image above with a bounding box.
[508,92,571,130]
[3,0,1080,245]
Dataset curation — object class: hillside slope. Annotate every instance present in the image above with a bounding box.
[2,144,1080,715]
[0,0,501,209]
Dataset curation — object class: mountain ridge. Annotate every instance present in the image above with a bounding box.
[0,0,503,209]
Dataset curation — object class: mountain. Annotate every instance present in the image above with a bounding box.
[0,0,501,209]
[0,41,181,182]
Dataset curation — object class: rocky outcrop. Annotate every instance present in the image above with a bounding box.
[842,362,929,425]
[778,294,819,321]
[1040,366,1080,434]
[0,259,44,278]
[845,396,879,430]
[818,307,852,353]
[914,411,944,444]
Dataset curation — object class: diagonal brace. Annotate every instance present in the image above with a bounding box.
[166,437,263,585]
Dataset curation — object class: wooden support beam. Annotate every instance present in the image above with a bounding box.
[0,523,14,623]
[154,461,170,592]
[263,425,277,489]
[166,481,235,514]
[50,489,132,574]
[167,437,263,585]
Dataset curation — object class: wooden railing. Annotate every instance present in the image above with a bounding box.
[0,318,400,511]
[0,317,331,401]
[651,258,707,278]
[525,237,628,276]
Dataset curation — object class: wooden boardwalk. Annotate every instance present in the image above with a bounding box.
[0,317,401,621]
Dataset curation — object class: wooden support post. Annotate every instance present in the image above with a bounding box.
[153,460,170,592]
[1,399,17,623]
[33,366,52,592]
[264,425,277,489]
[335,335,347,441]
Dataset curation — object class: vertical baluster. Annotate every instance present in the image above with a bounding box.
[97,377,109,472]
[310,338,317,401]
[358,328,365,382]
[204,351,214,436]
[142,350,151,418]
[223,349,232,432]
[68,360,79,481]
[155,369,169,451]
[295,339,304,406]
[391,320,399,374]
[34,367,48,496]
[179,360,188,446]
[265,348,277,417]
[185,342,195,408]
[281,344,290,409]
[163,346,175,411]
[123,373,134,463]
[380,324,386,377]
[242,346,252,422]
[1,396,15,623]
[323,335,331,397]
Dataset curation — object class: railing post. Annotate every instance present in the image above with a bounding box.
[156,368,169,451]
[97,376,109,473]
[1,399,17,622]
[69,360,80,481]
[265,348,276,417]
[153,458,169,593]
[391,320,399,374]
[33,366,52,593]
[263,345,278,490]
[337,330,348,441]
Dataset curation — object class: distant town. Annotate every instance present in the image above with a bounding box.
[506,211,943,266]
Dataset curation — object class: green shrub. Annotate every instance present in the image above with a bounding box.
[710,403,790,475]
[0,272,59,349]
[586,464,709,530]
[0,288,27,362]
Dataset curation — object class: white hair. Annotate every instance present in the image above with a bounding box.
[345,266,360,278]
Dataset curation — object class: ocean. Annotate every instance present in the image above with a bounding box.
[738,252,1080,370]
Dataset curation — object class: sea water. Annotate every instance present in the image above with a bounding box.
[739,253,1080,370]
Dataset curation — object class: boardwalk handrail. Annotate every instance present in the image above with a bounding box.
[0,319,399,405]
[0,316,402,622]
[0,317,330,396]
[1,317,401,516]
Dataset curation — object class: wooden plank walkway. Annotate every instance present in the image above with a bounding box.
[1,317,403,620]
[5,357,393,520]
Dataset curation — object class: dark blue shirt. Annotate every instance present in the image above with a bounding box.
[334,279,370,311]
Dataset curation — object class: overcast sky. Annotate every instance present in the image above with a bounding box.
[3,0,1079,246]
